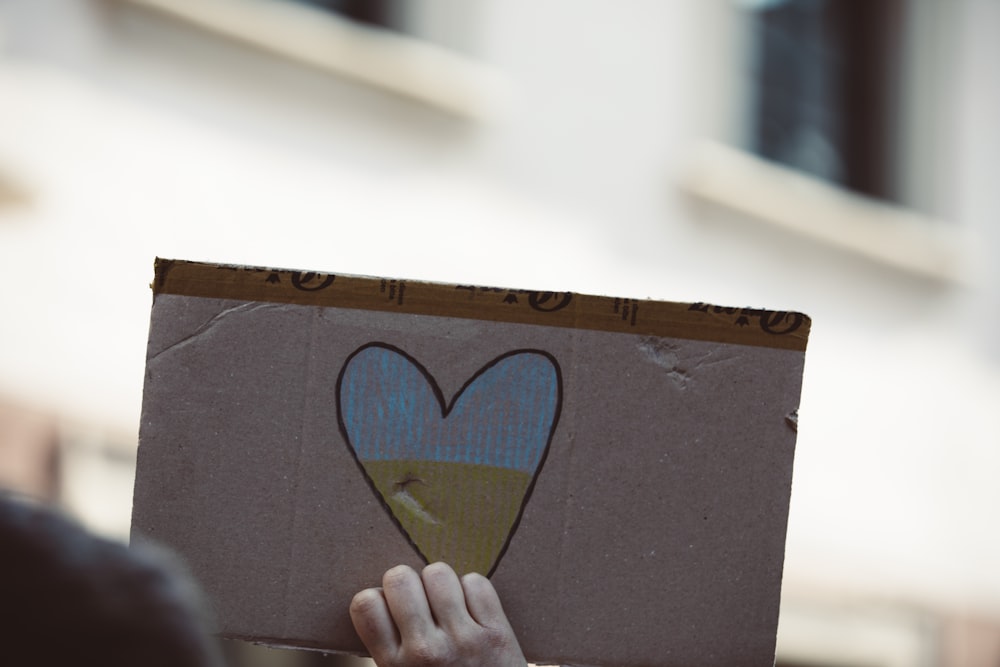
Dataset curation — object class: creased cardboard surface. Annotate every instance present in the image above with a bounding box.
[132,259,810,667]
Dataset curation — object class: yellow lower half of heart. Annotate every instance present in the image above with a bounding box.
[362,460,534,575]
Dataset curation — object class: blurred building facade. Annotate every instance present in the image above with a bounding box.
[1,1,998,665]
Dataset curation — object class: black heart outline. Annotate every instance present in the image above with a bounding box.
[336,342,563,577]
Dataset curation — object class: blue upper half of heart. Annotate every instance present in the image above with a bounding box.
[339,345,559,473]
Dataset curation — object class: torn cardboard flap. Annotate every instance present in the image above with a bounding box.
[132,258,810,667]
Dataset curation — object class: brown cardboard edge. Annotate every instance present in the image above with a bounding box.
[151,258,811,351]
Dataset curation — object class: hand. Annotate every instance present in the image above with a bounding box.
[350,562,527,667]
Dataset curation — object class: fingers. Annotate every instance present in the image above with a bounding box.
[350,564,443,664]
[349,587,399,664]
[351,563,527,667]
[421,562,474,633]
[382,564,436,640]
[460,572,512,631]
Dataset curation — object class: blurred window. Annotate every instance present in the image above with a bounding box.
[277,0,482,59]
[749,0,904,202]
[283,0,402,31]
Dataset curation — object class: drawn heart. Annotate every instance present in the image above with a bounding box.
[337,343,561,576]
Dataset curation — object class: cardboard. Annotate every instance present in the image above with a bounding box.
[131,259,810,667]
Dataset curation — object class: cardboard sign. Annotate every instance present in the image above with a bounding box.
[131,259,810,667]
